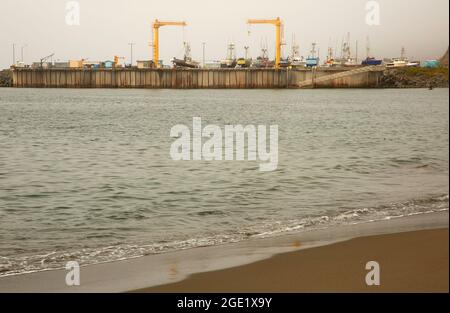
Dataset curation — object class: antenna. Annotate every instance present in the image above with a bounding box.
[12,43,16,66]
[244,46,250,59]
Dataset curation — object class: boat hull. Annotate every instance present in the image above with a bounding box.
[172,58,199,69]
[362,58,382,66]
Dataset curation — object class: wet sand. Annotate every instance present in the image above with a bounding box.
[0,212,447,293]
[137,228,449,293]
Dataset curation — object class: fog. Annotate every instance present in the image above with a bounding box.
[0,0,448,68]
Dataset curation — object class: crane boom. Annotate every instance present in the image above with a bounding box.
[40,53,55,63]
[247,17,283,68]
[152,19,187,68]
[39,53,55,68]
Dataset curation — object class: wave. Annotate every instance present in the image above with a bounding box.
[0,194,448,278]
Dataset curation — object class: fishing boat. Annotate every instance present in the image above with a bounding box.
[386,47,418,68]
[220,59,237,68]
[237,58,252,68]
[407,61,420,67]
[171,42,200,69]
[361,57,382,66]
[322,47,335,67]
[306,43,319,67]
[171,58,199,68]
[279,58,291,68]
[343,59,358,67]
[289,37,306,68]
[306,57,319,67]
[291,56,306,68]
[237,46,252,68]
[251,47,273,68]
[361,37,382,66]
[386,58,407,68]
[220,43,237,68]
[332,33,359,67]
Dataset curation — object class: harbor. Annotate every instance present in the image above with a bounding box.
[1,0,449,296]
[11,67,384,89]
[7,16,448,89]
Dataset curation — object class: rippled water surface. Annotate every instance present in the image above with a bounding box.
[0,88,448,275]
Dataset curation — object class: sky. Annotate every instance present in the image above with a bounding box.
[0,0,448,68]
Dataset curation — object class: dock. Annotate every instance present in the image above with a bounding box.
[11,67,385,89]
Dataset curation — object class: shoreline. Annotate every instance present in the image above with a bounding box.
[0,210,447,292]
[138,228,449,293]
[4,67,448,89]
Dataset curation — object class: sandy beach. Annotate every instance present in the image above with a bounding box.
[0,211,447,293]
[137,228,449,293]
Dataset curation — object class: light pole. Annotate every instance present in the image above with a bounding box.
[21,44,27,63]
[202,42,206,68]
[128,43,135,66]
[12,44,16,66]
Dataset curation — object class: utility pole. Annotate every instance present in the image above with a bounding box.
[128,43,135,66]
[21,44,27,63]
[366,36,370,59]
[202,42,206,68]
[12,44,16,66]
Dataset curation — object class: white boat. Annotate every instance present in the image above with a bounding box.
[344,58,359,67]
[289,36,306,68]
[386,47,418,68]
[290,56,306,68]
[406,61,420,67]
[386,58,408,68]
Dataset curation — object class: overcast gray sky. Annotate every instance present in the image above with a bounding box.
[0,0,448,68]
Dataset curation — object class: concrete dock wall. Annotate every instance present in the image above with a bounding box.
[12,68,383,89]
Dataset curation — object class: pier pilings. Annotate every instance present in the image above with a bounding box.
[12,68,383,89]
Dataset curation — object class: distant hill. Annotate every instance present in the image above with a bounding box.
[440,48,449,67]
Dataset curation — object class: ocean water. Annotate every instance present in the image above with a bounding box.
[0,88,448,276]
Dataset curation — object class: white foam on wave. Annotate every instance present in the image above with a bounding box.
[1,194,448,278]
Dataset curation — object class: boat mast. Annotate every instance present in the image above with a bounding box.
[310,43,317,58]
[227,42,236,60]
[346,32,351,60]
[401,46,406,60]
[183,42,192,61]
[291,34,300,59]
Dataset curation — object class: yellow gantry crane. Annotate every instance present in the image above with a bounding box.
[247,17,283,68]
[152,19,187,68]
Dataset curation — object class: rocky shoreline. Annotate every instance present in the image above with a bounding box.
[0,69,12,87]
[380,67,449,88]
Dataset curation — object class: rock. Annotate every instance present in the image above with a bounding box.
[380,67,449,88]
[0,70,12,87]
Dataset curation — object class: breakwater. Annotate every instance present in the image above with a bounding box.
[12,67,384,89]
[0,70,12,87]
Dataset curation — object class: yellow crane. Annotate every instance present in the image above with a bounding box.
[247,17,283,68]
[152,19,187,68]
